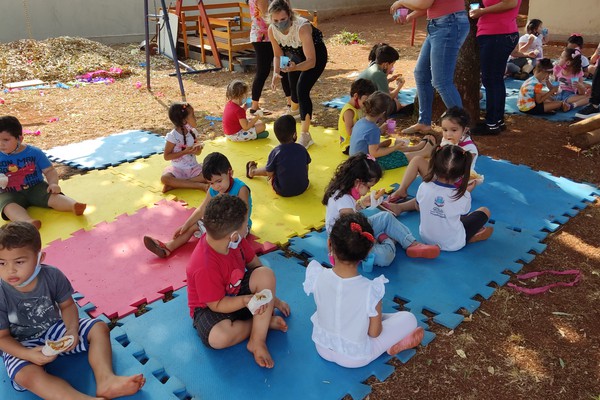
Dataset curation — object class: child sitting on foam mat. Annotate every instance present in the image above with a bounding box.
[144,152,252,258]
[222,80,269,142]
[303,213,424,368]
[186,194,290,368]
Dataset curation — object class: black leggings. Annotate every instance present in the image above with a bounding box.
[460,210,489,242]
[251,42,291,102]
[286,42,328,120]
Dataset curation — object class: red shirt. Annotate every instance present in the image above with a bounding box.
[222,100,246,135]
[186,235,256,317]
[427,0,465,19]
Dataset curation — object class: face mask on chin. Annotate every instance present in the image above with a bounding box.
[228,231,242,250]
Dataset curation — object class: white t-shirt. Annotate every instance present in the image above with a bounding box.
[165,129,200,170]
[325,191,356,233]
[416,181,471,251]
[514,33,543,60]
[303,260,388,360]
[459,134,479,169]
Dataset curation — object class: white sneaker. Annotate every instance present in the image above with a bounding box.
[298,132,314,149]
[286,106,301,120]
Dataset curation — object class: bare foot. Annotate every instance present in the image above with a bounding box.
[162,184,174,193]
[96,374,145,399]
[269,315,288,332]
[247,341,274,368]
[273,297,290,317]
[387,327,424,355]
[73,202,87,216]
[401,123,432,135]
[199,183,209,192]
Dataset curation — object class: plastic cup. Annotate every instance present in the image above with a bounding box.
[551,81,560,87]
[542,28,548,36]
[469,3,480,10]
[245,97,252,108]
[393,8,408,23]
[280,55,290,69]
[571,77,579,85]
[386,119,397,133]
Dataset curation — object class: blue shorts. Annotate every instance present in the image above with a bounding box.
[2,317,100,392]
[553,90,577,102]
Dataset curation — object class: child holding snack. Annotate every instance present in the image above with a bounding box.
[303,213,424,368]
[323,153,440,268]
[161,102,208,193]
[416,145,493,251]
[187,194,290,368]
[0,222,145,398]
[507,19,546,78]
[553,48,590,111]
[245,115,311,197]
[144,152,252,258]
[566,34,591,76]
[223,80,268,142]
[349,92,437,170]
[339,79,377,155]
[0,116,86,230]
[518,58,568,114]
[386,107,479,213]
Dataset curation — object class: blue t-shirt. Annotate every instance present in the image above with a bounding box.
[0,145,52,193]
[349,118,380,156]
[0,265,74,342]
[208,177,253,228]
[265,143,311,197]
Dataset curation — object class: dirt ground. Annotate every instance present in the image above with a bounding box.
[1,10,599,400]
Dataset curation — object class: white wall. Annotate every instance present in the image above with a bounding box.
[529,0,600,43]
[0,0,392,44]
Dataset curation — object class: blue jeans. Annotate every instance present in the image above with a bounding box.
[414,11,470,125]
[368,212,416,267]
[477,32,519,125]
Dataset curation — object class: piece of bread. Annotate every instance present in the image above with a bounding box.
[375,188,386,200]
[42,335,75,356]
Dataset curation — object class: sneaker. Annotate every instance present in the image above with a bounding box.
[286,105,301,120]
[298,132,314,149]
[575,104,600,119]
[498,120,507,132]
[471,122,501,136]
[406,243,440,259]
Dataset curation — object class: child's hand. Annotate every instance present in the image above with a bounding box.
[173,224,189,238]
[395,75,405,88]
[191,141,204,155]
[47,183,61,194]
[28,347,57,366]
[63,330,80,352]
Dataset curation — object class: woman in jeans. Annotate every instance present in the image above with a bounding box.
[390,0,469,134]
[470,0,521,135]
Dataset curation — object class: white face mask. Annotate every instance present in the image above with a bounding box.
[17,252,42,288]
[228,231,242,250]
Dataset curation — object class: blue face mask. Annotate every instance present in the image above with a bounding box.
[228,232,242,250]
[273,19,291,32]
[17,252,42,288]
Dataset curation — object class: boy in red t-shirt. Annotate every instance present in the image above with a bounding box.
[186,194,290,368]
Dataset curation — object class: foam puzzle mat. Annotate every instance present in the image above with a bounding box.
[45,130,166,170]
[322,88,417,109]
[110,251,421,400]
[108,125,409,245]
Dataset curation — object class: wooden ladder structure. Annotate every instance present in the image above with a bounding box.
[175,0,223,69]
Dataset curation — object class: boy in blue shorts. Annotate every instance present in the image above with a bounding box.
[0,116,87,230]
[144,152,252,258]
[187,194,289,368]
[245,115,311,197]
[0,222,145,398]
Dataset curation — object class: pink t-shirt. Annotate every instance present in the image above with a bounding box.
[476,0,521,36]
[427,0,465,20]
[222,100,246,135]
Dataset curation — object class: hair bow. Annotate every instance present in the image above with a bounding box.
[350,222,375,243]
[366,154,376,162]
[570,33,582,37]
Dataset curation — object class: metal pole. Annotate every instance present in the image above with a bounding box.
[160,0,186,101]
[144,0,151,89]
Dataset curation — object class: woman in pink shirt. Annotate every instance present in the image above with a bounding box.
[390,0,470,134]
[470,0,522,135]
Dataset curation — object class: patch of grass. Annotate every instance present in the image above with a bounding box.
[329,30,366,45]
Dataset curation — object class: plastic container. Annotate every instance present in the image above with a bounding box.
[542,28,549,36]
[393,8,408,23]
[386,119,397,133]
[280,55,290,69]
[469,3,480,10]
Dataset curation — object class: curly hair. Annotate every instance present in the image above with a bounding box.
[203,194,247,239]
[323,153,382,205]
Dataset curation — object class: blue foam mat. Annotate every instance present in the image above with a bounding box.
[322,88,417,109]
[45,130,165,170]
[289,216,546,330]
[0,300,176,400]
[111,251,425,400]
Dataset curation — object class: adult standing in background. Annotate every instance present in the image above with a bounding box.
[390,0,469,135]
[268,0,328,149]
[470,0,522,135]
[248,0,291,115]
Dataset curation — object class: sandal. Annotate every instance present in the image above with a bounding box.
[420,134,437,148]
[143,236,171,258]
[246,161,257,179]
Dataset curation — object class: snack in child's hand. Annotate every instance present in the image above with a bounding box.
[42,335,75,356]
[247,288,273,315]
[468,171,484,185]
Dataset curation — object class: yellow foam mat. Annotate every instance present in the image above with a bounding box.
[4,169,171,246]
[110,125,406,244]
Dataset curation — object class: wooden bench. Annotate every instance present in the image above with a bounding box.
[171,3,317,71]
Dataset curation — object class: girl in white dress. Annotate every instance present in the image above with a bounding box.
[303,213,424,368]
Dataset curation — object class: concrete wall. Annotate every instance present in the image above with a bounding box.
[529,0,600,43]
[0,0,391,44]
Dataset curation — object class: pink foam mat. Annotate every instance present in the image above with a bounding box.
[43,200,276,319]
